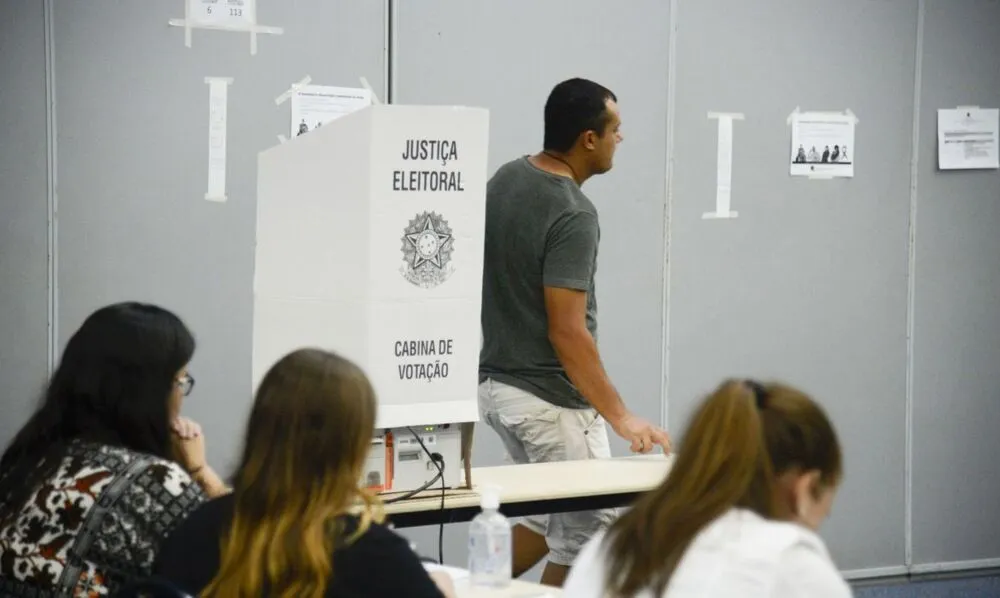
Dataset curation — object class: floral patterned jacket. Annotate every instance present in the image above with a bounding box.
[0,441,206,597]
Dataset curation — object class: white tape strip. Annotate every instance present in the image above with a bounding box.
[167,20,283,55]
[786,106,801,125]
[702,209,738,220]
[182,0,192,48]
[204,76,233,202]
[788,107,859,124]
[360,76,381,104]
[707,111,745,120]
[703,112,743,220]
[275,75,312,106]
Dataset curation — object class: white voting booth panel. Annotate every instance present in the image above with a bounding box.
[253,104,489,430]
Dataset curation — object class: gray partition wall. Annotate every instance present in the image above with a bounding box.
[1,0,999,583]
[666,0,916,573]
[393,0,999,579]
[911,0,1000,570]
[0,0,50,445]
[50,0,387,470]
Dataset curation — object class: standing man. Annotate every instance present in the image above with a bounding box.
[478,78,671,587]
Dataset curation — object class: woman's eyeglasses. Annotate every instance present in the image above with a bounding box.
[177,373,196,397]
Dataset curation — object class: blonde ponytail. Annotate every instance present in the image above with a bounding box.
[603,379,842,597]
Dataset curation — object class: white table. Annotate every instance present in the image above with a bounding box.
[384,454,673,528]
[455,578,561,597]
[426,563,562,597]
[400,456,671,595]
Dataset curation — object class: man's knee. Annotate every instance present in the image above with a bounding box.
[545,508,619,566]
[520,515,547,538]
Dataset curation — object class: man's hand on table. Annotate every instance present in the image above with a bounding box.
[611,412,672,454]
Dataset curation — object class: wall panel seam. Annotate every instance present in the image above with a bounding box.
[904,0,926,570]
[384,0,396,103]
[659,0,679,431]
[43,0,59,374]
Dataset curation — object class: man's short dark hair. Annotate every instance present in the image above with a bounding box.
[543,78,617,153]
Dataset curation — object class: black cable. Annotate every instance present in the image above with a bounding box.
[434,454,445,565]
[403,426,447,565]
[382,469,441,504]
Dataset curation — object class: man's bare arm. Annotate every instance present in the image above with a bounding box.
[544,286,627,424]
[544,286,671,453]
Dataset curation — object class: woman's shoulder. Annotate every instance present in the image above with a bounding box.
[340,516,409,549]
[70,441,178,472]
[160,494,233,546]
[674,509,835,576]
[335,516,437,567]
[718,510,850,596]
[736,511,833,558]
[773,534,852,597]
[64,442,207,537]
[711,508,817,546]
[0,443,206,596]
[562,531,613,597]
[72,441,202,499]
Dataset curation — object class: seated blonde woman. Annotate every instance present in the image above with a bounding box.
[153,348,453,598]
[564,379,852,597]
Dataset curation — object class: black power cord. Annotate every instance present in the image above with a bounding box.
[389,426,446,565]
[382,466,441,504]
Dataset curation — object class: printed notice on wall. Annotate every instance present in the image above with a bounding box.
[937,108,999,170]
[790,111,856,178]
[188,0,255,29]
[290,85,372,138]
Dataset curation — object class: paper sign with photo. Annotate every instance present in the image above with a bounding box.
[790,111,856,178]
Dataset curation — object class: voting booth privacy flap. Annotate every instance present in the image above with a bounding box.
[253,104,490,432]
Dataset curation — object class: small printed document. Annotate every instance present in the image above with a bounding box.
[290,85,372,138]
[937,108,999,170]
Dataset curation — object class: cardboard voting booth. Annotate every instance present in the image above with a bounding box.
[253,105,488,487]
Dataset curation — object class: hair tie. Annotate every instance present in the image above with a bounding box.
[745,380,768,409]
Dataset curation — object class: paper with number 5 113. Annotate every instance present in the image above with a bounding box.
[188,0,256,29]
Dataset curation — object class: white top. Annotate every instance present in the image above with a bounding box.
[563,508,853,598]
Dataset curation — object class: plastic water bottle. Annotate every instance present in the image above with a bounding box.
[468,484,512,588]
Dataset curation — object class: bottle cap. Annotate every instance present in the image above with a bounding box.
[479,483,501,510]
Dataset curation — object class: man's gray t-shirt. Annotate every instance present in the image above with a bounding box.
[479,156,598,410]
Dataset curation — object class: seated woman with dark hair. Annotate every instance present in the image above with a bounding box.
[0,302,228,596]
[154,348,454,598]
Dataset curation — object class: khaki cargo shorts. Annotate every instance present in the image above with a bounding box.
[477,378,619,566]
